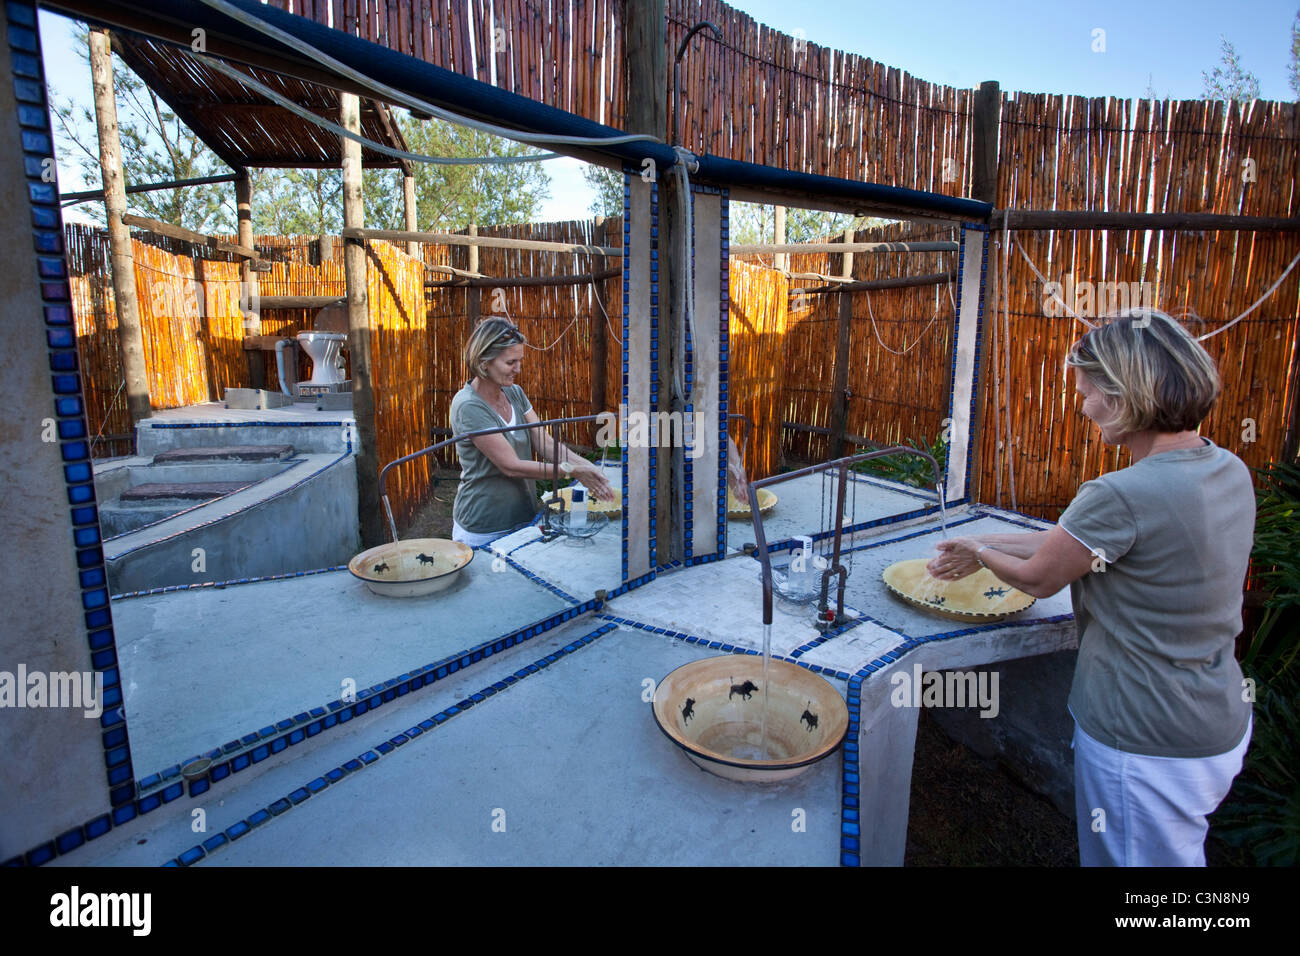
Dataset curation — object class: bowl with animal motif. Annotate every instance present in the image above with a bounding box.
[651,655,848,783]
[881,558,1035,622]
[348,538,473,598]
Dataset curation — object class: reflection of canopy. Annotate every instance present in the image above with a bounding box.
[109,31,413,173]
[59,0,992,222]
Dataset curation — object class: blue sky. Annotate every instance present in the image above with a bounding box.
[39,1,1298,222]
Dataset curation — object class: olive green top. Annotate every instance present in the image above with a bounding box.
[1057,438,1254,758]
[450,383,537,534]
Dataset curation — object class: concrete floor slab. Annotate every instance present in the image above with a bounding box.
[198,624,842,867]
[112,558,575,779]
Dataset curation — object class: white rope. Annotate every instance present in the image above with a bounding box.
[593,281,622,346]
[1013,237,1097,330]
[860,263,954,356]
[198,54,558,166]
[196,0,662,150]
[1194,248,1300,341]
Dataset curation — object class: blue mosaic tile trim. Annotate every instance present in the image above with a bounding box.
[845,470,943,501]
[144,420,351,430]
[5,1,136,866]
[163,621,619,865]
[786,614,871,660]
[716,189,730,560]
[761,502,946,556]
[112,564,348,601]
[595,613,851,682]
[840,675,863,866]
[833,513,985,558]
[129,582,604,798]
[485,546,583,605]
[106,452,353,560]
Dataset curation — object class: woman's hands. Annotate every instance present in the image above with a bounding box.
[571,460,616,502]
[926,537,985,580]
[726,436,749,499]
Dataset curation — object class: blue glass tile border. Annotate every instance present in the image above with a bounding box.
[163,620,619,865]
[8,1,136,866]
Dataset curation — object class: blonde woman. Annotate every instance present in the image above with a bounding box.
[450,318,614,547]
[928,309,1254,866]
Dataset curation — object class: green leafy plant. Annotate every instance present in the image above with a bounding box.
[851,433,949,489]
[1245,461,1300,679]
[1212,665,1300,866]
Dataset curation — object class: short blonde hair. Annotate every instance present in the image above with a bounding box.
[1065,309,1221,434]
[463,317,526,381]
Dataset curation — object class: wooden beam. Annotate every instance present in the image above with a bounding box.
[840,227,855,280]
[121,213,259,259]
[341,227,620,256]
[732,240,959,255]
[373,102,414,178]
[60,172,241,203]
[990,210,1300,232]
[793,269,958,295]
[91,28,151,431]
[258,296,347,309]
[341,91,383,548]
[426,267,622,289]
[467,221,478,277]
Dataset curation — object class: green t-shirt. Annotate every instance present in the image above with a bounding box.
[1057,438,1254,758]
[450,383,538,534]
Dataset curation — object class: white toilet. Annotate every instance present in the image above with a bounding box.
[296,330,348,387]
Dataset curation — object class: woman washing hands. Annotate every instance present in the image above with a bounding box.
[926,309,1254,867]
[450,318,615,546]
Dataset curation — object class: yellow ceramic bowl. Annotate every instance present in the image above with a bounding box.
[726,488,778,520]
[543,485,622,515]
[881,558,1035,622]
[651,655,848,783]
[348,538,473,598]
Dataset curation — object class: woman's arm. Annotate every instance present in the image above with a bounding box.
[928,526,1095,599]
[518,408,616,500]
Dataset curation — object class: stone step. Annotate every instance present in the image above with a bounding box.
[119,481,252,503]
[151,444,295,464]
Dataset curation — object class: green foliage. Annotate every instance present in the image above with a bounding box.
[50,24,234,232]
[850,433,949,489]
[1212,665,1300,867]
[400,115,551,230]
[1245,461,1300,678]
[582,165,624,218]
[1202,35,1262,101]
[1290,11,1300,100]
[728,202,888,248]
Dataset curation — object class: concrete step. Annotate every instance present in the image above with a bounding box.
[152,444,295,464]
[119,481,252,503]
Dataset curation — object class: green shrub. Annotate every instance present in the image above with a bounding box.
[851,433,949,489]
[1245,461,1300,679]
[1212,665,1300,867]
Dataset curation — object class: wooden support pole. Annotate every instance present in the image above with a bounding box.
[467,221,479,277]
[828,291,853,459]
[840,227,854,280]
[624,0,675,566]
[972,81,1002,506]
[402,174,418,259]
[235,168,260,347]
[341,92,382,548]
[773,205,787,272]
[90,28,151,432]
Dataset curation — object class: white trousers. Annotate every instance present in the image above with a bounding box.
[451,520,504,548]
[1072,718,1251,867]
